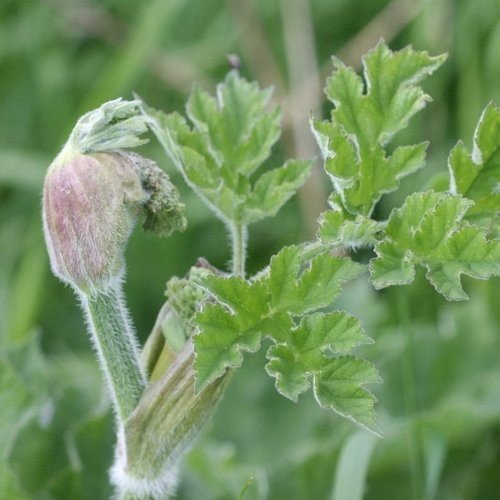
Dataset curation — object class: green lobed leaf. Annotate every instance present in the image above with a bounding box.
[448,101,500,234]
[313,357,381,433]
[193,246,379,432]
[138,73,312,226]
[244,159,312,224]
[265,312,372,401]
[267,246,364,315]
[193,276,280,386]
[312,41,445,216]
[318,196,384,248]
[370,191,500,300]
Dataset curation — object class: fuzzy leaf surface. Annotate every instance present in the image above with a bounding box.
[265,312,372,401]
[314,357,381,432]
[267,246,363,315]
[139,73,311,225]
[318,196,384,248]
[370,191,500,300]
[193,277,275,387]
[449,102,500,234]
[194,246,379,432]
[312,41,445,216]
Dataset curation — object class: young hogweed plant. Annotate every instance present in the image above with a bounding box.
[42,40,500,499]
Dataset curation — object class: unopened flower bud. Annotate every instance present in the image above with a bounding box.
[42,99,186,295]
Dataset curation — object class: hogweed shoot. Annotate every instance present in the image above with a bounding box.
[42,41,500,499]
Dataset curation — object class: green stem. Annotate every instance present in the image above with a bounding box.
[230,223,247,277]
[82,285,146,422]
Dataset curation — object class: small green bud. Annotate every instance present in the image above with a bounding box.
[128,152,187,237]
[42,99,186,295]
[155,264,212,359]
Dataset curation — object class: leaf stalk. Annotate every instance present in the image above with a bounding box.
[230,222,247,276]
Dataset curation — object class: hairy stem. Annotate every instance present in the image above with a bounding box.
[112,339,230,499]
[230,223,247,277]
[82,285,146,422]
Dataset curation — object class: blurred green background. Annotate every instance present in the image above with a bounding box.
[2,0,500,498]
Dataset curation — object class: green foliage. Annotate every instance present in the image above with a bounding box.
[139,72,312,226]
[194,246,380,432]
[5,1,500,495]
[370,191,500,300]
[136,65,383,433]
[449,101,500,234]
[67,99,149,154]
[318,203,384,248]
[0,335,112,499]
[313,43,500,305]
[182,42,500,439]
[311,41,446,217]
[266,313,370,400]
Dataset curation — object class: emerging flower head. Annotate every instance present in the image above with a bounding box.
[43,99,186,295]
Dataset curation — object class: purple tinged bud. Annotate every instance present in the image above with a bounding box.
[42,99,186,295]
[43,151,147,294]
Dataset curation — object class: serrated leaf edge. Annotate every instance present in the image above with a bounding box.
[312,357,383,436]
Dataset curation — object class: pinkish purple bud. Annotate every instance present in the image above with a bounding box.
[43,151,146,294]
[42,100,186,295]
